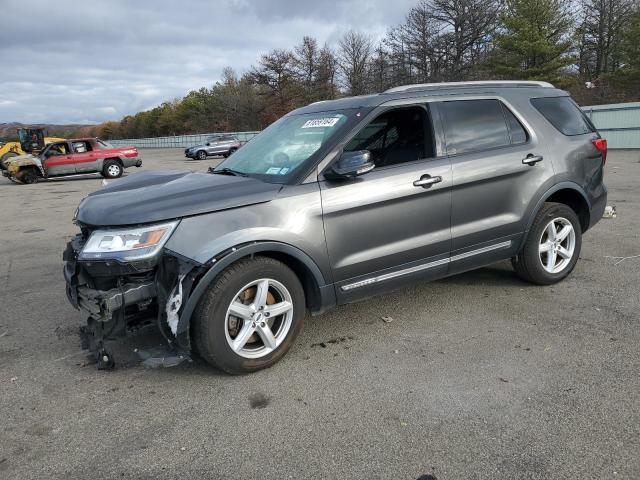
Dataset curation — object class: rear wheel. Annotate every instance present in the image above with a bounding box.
[196,150,207,160]
[512,202,582,285]
[192,256,306,374]
[102,160,123,178]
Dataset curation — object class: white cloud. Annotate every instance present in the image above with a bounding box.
[0,0,416,124]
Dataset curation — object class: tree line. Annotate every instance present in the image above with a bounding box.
[78,0,640,140]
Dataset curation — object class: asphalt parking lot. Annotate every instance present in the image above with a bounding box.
[1,149,638,479]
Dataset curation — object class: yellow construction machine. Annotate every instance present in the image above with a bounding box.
[0,128,65,169]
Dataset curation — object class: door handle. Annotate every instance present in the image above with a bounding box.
[413,175,442,188]
[522,154,543,166]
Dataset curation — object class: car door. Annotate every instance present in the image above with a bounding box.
[42,141,76,176]
[71,141,98,173]
[320,104,452,302]
[207,137,221,155]
[437,98,554,274]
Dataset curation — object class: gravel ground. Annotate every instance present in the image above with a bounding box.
[0,148,638,479]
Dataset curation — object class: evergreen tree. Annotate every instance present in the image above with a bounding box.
[486,0,574,85]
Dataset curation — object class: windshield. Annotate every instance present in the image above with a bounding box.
[214,110,356,182]
[97,139,114,148]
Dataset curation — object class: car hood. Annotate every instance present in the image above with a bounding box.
[4,153,36,165]
[76,170,282,227]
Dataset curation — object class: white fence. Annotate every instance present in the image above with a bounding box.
[582,102,640,149]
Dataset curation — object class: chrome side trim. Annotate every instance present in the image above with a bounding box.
[341,258,449,291]
[450,240,512,262]
[340,240,512,291]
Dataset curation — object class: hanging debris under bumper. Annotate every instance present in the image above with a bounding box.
[63,233,202,369]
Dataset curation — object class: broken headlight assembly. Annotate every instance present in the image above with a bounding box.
[79,220,179,262]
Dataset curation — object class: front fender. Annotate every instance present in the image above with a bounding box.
[175,241,332,336]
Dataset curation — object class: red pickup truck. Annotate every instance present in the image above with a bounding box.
[2,138,142,184]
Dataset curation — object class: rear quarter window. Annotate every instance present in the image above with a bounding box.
[531,97,596,136]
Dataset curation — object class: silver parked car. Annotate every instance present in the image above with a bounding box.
[64,81,607,373]
[184,135,241,160]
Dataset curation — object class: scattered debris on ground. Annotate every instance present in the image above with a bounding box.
[381,315,394,323]
[310,336,354,348]
[248,392,270,409]
[604,254,640,265]
[603,205,617,218]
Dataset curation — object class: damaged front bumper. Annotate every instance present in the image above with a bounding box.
[63,232,202,369]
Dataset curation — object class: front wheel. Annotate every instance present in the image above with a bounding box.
[192,256,306,374]
[19,167,39,184]
[512,202,582,285]
[196,150,207,160]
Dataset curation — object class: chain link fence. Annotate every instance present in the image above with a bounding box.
[108,131,260,149]
[105,102,640,150]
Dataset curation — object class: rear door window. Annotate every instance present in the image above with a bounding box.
[531,97,595,136]
[440,99,511,155]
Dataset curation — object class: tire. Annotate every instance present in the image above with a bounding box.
[224,147,238,158]
[192,256,306,374]
[512,202,582,285]
[0,151,18,170]
[196,150,207,160]
[19,167,39,184]
[102,160,123,178]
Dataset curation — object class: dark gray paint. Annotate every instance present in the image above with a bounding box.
[76,170,281,226]
[73,82,607,310]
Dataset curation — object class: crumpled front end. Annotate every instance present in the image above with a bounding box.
[63,226,203,369]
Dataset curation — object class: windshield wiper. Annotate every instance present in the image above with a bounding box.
[209,167,248,177]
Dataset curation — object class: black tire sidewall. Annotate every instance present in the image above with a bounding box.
[103,161,123,178]
[522,203,582,284]
[195,258,305,373]
[197,150,207,160]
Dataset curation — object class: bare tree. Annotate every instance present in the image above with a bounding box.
[431,0,502,80]
[251,49,299,120]
[294,36,320,103]
[337,30,373,95]
[317,44,339,99]
[577,0,637,79]
[369,43,393,92]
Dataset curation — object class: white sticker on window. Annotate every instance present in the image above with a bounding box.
[279,167,290,174]
[301,117,340,129]
[266,167,282,175]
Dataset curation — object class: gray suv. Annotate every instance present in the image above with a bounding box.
[184,135,241,160]
[64,81,607,373]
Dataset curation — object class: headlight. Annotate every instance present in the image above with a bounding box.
[79,220,179,262]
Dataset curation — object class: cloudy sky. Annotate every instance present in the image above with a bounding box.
[0,0,417,125]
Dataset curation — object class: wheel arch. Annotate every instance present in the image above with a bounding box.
[522,182,591,249]
[178,241,335,336]
[104,156,123,166]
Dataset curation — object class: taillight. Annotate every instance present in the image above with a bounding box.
[592,138,607,164]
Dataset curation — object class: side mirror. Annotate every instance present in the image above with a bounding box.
[326,150,374,179]
[205,142,210,146]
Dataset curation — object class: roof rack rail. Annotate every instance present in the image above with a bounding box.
[384,80,555,93]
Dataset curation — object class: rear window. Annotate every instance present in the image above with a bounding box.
[531,97,595,136]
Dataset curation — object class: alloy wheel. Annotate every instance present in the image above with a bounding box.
[224,278,294,359]
[538,217,576,274]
